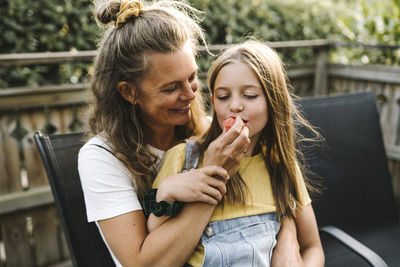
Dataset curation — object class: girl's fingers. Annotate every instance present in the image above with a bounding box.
[218,116,245,145]
[230,128,250,155]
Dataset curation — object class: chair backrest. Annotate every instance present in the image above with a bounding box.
[34,131,115,267]
[299,92,399,232]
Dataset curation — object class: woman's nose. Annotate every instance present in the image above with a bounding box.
[180,81,196,101]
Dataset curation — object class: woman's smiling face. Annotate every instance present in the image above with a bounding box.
[136,41,198,131]
[213,61,268,143]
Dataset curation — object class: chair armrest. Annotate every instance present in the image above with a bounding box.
[319,225,388,267]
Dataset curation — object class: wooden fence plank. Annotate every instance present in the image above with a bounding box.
[329,64,400,84]
[23,111,47,188]
[1,213,33,267]
[388,159,400,207]
[0,51,97,67]
[0,113,34,266]
[0,114,21,193]
[313,49,328,95]
[20,111,63,266]
[0,87,91,111]
[31,206,63,266]
[0,186,53,215]
[380,84,392,145]
[392,86,400,146]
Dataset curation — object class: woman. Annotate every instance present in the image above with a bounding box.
[78,0,303,266]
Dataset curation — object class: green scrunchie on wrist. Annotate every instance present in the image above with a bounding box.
[142,189,183,217]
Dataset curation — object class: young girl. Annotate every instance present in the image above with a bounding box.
[147,41,324,267]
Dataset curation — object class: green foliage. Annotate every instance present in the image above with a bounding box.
[192,0,347,72]
[193,0,344,43]
[0,0,98,88]
[331,0,400,65]
[0,0,399,89]
[0,0,97,53]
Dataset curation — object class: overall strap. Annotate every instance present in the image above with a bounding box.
[182,140,200,173]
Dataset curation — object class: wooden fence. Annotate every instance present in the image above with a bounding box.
[0,39,400,266]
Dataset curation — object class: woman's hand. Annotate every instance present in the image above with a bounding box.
[157,165,229,205]
[203,116,250,176]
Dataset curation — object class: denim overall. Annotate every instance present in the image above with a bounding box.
[201,213,280,266]
[183,141,281,267]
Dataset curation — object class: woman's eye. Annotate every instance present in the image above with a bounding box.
[163,84,178,92]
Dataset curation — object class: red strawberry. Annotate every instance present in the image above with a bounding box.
[223,117,236,131]
[223,116,247,131]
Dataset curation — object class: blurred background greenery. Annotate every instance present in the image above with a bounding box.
[0,0,399,89]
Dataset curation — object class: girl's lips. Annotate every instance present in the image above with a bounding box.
[226,115,248,123]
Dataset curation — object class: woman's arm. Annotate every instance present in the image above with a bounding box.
[99,165,228,267]
[295,204,325,267]
[271,217,304,267]
[99,202,216,267]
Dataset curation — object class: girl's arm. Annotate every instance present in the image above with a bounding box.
[295,204,325,267]
[271,217,304,267]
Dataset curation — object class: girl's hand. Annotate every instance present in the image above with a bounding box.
[203,116,250,177]
[156,165,229,205]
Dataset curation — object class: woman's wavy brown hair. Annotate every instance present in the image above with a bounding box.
[88,0,209,202]
[198,40,321,219]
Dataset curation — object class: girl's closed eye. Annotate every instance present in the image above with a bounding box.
[244,94,258,99]
[217,94,230,101]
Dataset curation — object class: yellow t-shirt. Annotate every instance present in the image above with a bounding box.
[153,143,311,266]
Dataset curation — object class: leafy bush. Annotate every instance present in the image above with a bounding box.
[192,0,349,73]
[331,0,400,65]
[0,0,399,89]
[0,0,98,88]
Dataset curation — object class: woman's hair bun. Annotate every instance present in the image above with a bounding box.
[93,0,122,26]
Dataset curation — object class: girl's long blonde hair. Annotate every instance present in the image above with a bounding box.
[199,40,321,219]
[88,0,209,202]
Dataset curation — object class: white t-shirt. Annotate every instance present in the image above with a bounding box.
[78,134,165,266]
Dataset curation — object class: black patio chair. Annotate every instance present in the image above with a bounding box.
[34,131,115,267]
[298,91,400,267]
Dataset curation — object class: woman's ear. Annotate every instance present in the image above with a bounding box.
[117,81,137,104]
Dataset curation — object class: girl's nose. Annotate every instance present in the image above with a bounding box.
[229,97,244,113]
